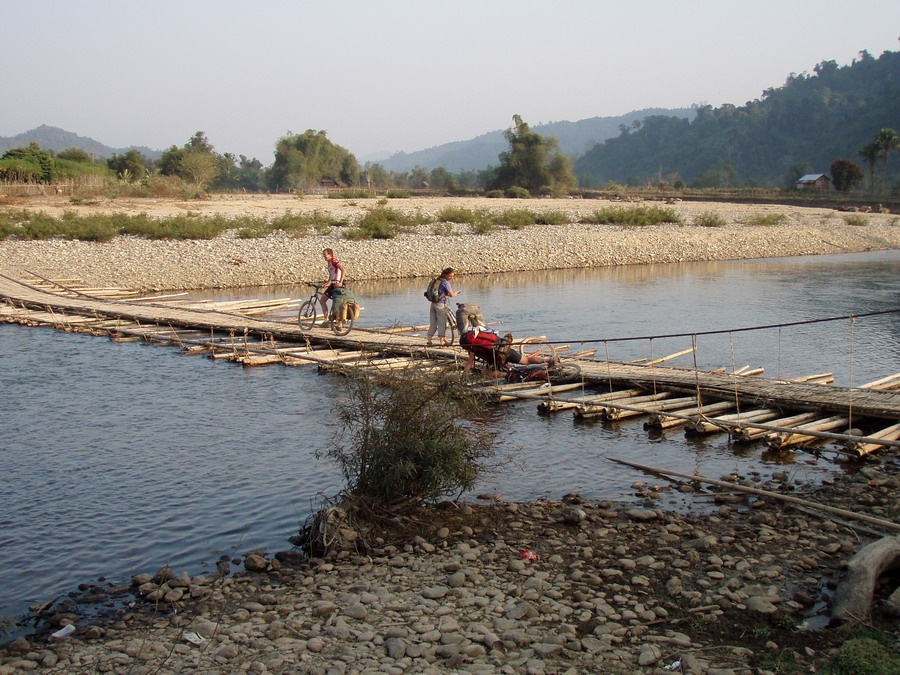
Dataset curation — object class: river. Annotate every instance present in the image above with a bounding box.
[1,250,898,625]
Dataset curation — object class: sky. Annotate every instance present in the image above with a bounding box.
[3,1,899,166]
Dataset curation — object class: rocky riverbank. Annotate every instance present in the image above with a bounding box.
[0,195,898,291]
[2,455,898,674]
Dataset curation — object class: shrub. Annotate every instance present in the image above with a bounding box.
[828,636,900,674]
[490,208,534,230]
[322,371,499,506]
[344,206,418,239]
[844,214,868,226]
[505,186,531,199]
[386,190,409,198]
[581,205,682,226]
[534,210,569,225]
[469,219,497,235]
[745,213,787,226]
[485,189,505,198]
[693,211,727,227]
[328,189,373,199]
[436,206,481,224]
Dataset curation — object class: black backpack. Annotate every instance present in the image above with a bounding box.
[424,277,441,302]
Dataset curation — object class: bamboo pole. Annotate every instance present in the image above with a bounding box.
[644,347,695,366]
[538,388,645,414]
[688,408,780,435]
[609,458,900,533]
[846,422,900,456]
[732,411,820,442]
[652,401,737,430]
[860,372,900,389]
[604,395,699,421]
[766,416,850,449]
[577,391,672,419]
[496,382,586,403]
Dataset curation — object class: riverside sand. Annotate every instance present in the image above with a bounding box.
[0,195,898,291]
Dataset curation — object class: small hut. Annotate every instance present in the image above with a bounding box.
[796,174,831,191]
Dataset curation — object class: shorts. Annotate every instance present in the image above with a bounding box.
[324,285,343,300]
[486,347,521,370]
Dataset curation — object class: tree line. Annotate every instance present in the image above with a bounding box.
[0,118,577,198]
[2,48,898,197]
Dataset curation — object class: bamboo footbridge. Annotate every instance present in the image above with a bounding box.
[2,273,899,456]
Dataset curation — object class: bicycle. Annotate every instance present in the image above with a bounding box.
[297,283,355,336]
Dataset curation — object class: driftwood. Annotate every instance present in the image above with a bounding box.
[609,458,900,534]
[830,535,900,625]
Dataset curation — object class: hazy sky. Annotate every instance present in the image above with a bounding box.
[4,1,898,165]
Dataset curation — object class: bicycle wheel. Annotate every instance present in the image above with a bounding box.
[332,315,354,336]
[516,336,557,364]
[547,363,582,384]
[298,300,318,330]
[445,314,456,346]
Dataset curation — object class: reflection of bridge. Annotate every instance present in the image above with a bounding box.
[2,273,899,456]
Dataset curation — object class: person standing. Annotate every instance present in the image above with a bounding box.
[320,248,345,322]
[426,267,459,347]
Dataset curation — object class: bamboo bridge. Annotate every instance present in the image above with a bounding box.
[2,272,899,456]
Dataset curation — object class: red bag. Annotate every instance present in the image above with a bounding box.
[461,329,500,361]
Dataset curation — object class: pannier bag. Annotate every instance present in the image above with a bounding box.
[330,287,357,320]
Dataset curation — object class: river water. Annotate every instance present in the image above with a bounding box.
[1,250,898,624]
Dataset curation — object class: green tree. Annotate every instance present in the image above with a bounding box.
[490,114,576,195]
[159,131,221,190]
[57,148,92,164]
[830,158,863,192]
[873,127,899,191]
[1,144,57,182]
[362,163,392,190]
[268,130,359,192]
[107,149,149,181]
[693,158,741,188]
[859,142,881,191]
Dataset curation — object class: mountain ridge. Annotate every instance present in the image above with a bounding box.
[374,107,696,173]
[0,125,162,161]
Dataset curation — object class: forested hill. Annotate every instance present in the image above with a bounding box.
[376,108,695,173]
[0,125,161,160]
[574,50,900,188]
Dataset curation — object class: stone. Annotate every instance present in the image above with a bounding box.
[746,596,779,614]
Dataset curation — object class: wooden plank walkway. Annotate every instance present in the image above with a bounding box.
[2,273,899,427]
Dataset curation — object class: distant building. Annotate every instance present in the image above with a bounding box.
[796,173,831,191]
[319,176,339,188]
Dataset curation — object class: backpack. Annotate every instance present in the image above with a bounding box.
[460,329,500,360]
[424,276,442,302]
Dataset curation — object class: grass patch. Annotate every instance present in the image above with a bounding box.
[843,214,868,226]
[533,210,570,225]
[489,208,535,230]
[745,213,788,226]
[581,205,682,226]
[468,220,498,235]
[386,190,410,198]
[328,189,374,199]
[343,206,423,240]
[693,211,727,227]
[436,206,482,224]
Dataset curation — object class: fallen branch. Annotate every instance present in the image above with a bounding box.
[608,458,900,533]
